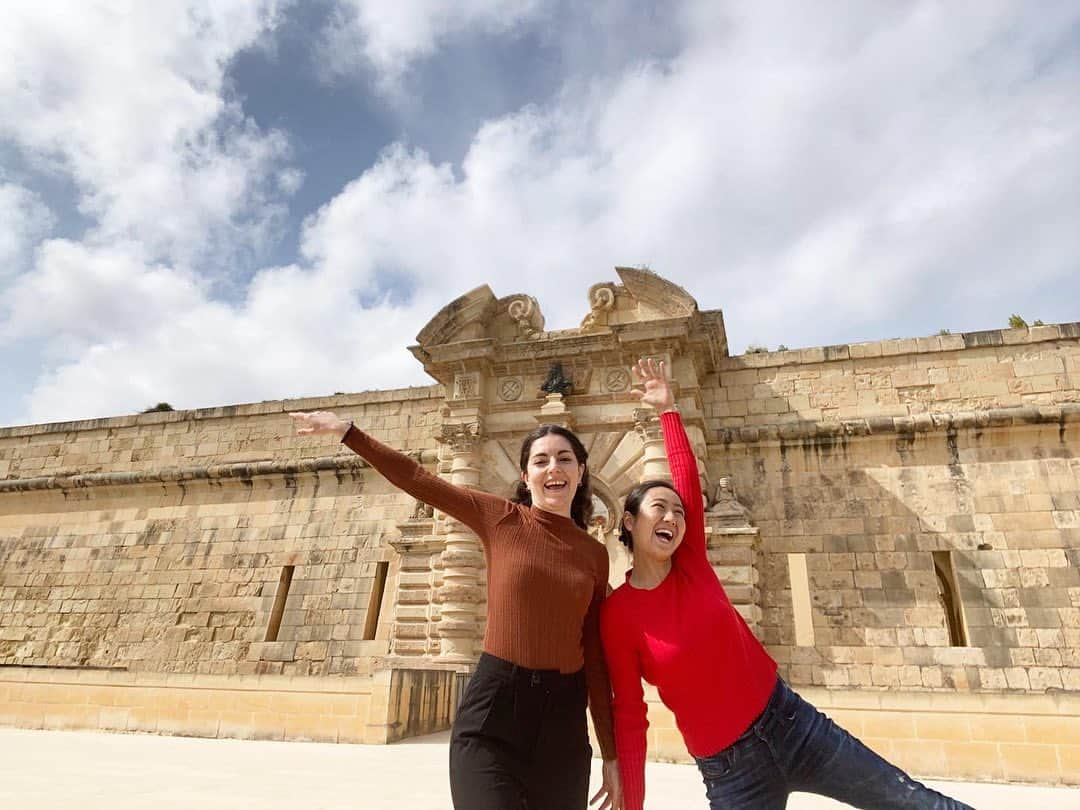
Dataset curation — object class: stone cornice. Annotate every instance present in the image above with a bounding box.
[0,450,440,494]
[0,385,444,439]
[710,403,1080,447]
[723,322,1080,370]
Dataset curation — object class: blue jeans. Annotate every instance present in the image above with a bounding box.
[695,679,974,809]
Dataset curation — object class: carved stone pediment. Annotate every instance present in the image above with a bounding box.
[412,268,702,353]
[413,285,498,350]
[409,267,727,393]
[411,286,550,352]
[615,267,697,319]
[574,267,702,329]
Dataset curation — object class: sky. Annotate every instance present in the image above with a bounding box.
[1,1,1078,428]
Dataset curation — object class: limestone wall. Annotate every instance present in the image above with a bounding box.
[701,324,1080,700]
[707,323,1080,426]
[639,684,1080,784]
[710,419,1079,692]
[0,387,445,675]
[0,664,460,744]
[0,386,443,479]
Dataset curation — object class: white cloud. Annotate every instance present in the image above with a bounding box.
[0,1,291,269]
[1,240,204,349]
[322,0,546,91]
[0,183,54,277]
[4,1,1079,426]
[309,0,1080,346]
[4,238,434,424]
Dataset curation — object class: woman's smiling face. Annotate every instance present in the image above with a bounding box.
[625,485,686,561]
[522,434,585,516]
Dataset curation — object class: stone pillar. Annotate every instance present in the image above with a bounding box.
[704,520,764,635]
[634,408,670,480]
[387,512,442,659]
[435,423,485,662]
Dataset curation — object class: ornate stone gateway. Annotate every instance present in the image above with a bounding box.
[382,268,733,670]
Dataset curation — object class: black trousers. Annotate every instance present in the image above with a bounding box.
[449,653,592,809]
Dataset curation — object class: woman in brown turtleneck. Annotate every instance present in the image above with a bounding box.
[291,410,622,810]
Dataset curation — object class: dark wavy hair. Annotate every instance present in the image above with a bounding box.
[511,424,593,530]
[617,479,682,552]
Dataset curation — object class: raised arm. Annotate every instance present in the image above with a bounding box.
[601,599,649,810]
[631,360,707,564]
[660,411,707,564]
[290,411,510,536]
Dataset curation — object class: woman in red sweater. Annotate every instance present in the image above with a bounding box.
[600,359,973,810]
[291,411,621,810]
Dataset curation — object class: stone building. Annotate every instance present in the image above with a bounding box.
[1,268,1078,785]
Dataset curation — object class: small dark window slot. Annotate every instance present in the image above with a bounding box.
[363,562,390,641]
[932,551,968,647]
[265,565,295,642]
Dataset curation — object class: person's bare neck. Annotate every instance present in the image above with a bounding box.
[628,553,673,590]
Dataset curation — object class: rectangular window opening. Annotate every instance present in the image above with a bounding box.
[932,551,968,647]
[265,565,295,642]
[363,561,390,641]
[787,553,815,647]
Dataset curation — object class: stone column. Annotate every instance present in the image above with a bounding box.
[705,522,761,630]
[387,511,441,659]
[634,408,670,480]
[435,423,485,662]
[704,477,762,632]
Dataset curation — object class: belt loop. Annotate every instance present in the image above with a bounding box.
[530,672,541,687]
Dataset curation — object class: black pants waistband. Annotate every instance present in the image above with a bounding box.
[474,652,584,691]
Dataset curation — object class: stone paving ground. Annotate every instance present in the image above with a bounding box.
[0,727,1076,809]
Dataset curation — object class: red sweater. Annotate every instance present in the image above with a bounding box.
[342,425,616,759]
[600,411,777,809]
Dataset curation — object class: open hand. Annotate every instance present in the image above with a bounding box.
[289,410,351,440]
[631,358,675,412]
[590,759,623,810]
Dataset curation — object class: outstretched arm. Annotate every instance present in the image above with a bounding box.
[631,360,707,564]
[290,411,510,535]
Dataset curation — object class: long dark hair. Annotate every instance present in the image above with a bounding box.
[617,479,682,551]
[511,424,594,530]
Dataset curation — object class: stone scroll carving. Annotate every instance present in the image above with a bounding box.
[580,283,617,331]
[507,295,544,340]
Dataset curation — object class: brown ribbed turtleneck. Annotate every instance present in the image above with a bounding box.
[342,425,616,759]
